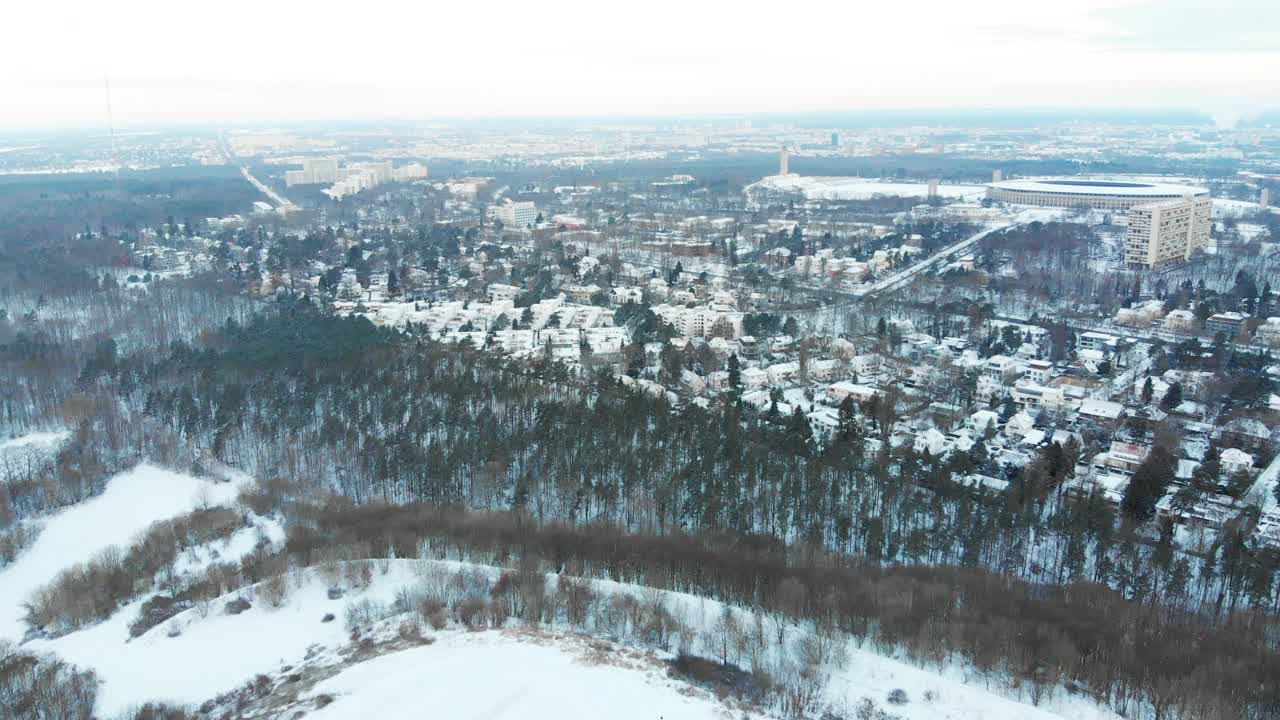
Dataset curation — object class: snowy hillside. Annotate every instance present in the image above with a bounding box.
[1,463,1124,719]
[0,429,69,482]
[307,632,737,720]
[0,464,245,641]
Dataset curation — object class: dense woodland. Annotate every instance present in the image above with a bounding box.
[16,298,1269,625]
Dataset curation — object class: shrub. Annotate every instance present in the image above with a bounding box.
[886,689,908,705]
[129,595,192,638]
[260,574,289,609]
[418,597,448,630]
[0,642,98,719]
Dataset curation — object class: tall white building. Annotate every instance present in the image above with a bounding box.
[1124,195,1212,269]
[779,146,790,176]
[487,201,538,228]
[1263,188,1271,211]
[285,157,339,187]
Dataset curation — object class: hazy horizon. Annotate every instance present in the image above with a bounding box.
[4,0,1277,131]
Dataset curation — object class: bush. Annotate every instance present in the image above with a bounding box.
[0,642,98,719]
[398,619,423,643]
[126,702,195,720]
[129,595,190,638]
[886,689,908,705]
[417,597,447,630]
[225,597,251,615]
[260,574,289,609]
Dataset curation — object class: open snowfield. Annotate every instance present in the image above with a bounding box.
[2,467,1122,719]
[0,463,242,641]
[0,430,69,452]
[0,429,69,481]
[308,632,735,720]
[752,175,986,201]
[39,558,1121,719]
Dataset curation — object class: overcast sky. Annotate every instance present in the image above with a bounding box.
[3,0,1276,129]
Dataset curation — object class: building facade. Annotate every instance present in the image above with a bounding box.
[1124,196,1213,269]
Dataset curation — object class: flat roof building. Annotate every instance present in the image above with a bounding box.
[1124,195,1212,269]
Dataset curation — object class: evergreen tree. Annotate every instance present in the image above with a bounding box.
[1121,446,1176,523]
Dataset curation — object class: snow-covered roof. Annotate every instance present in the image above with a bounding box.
[989,178,1209,198]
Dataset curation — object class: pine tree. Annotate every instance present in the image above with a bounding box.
[727,354,742,397]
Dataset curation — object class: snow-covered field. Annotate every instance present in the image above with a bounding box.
[752,175,986,201]
[40,556,1116,719]
[0,430,69,452]
[1,464,1122,720]
[308,632,734,720]
[0,463,243,641]
[0,429,69,481]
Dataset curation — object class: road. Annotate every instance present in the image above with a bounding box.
[216,133,296,212]
[849,221,1011,297]
[238,165,296,211]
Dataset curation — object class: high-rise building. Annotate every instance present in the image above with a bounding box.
[992,169,1003,183]
[1124,195,1213,269]
[487,200,538,228]
[830,132,840,148]
[779,146,790,176]
[927,179,939,199]
[1262,188,1271,210]
[285,157,340,187]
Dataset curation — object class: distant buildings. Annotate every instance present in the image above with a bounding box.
[286,157,427,198]
[285,157,339,187]
[487,200,538,228]
[1124,195,1213,269]
[1205,311,1248,337]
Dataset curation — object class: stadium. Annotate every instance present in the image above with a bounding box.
[986,178,1210,211]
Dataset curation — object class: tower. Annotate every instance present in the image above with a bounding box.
[927,179,939,199]
[1262,188,1271,210]
[779,145,790,176]
[992,169,1003,183]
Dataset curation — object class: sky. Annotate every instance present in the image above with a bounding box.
[2,0,1277,129]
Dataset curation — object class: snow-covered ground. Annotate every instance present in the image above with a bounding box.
[1215,197,1279,218]
[308,632,734,720]
[0,429,69,481]
[0,430,69,452]
[751,175,986,201]
[1,465,1124,719]
[45,557,1121,719]
[0,463,243,641]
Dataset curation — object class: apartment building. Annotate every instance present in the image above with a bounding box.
[1124,196,1212,269]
